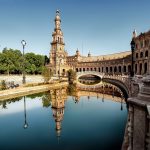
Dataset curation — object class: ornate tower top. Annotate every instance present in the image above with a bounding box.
[132,29,137,38]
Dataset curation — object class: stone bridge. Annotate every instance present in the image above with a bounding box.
[76,71,133,98]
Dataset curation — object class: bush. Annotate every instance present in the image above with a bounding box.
[1,80,7,90]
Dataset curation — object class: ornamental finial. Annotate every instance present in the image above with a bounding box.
[56,10,60,15]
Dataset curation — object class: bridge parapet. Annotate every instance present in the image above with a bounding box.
[122,75,150,150]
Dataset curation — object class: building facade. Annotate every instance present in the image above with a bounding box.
[133,30,150,75]
[47,11,149,77]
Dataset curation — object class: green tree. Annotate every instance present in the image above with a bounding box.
[0,80,7,90]
[67,69,76,83]
[42,66,53,83]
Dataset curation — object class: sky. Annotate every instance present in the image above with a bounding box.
[0,0,150,57]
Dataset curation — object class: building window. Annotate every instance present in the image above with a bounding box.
[118,66,121,72]
[140,63,142,75]
[140,52,143,58]
[123,66,126,73]
[99,68,100,72]
[144,62,147,74]
[106,67,108,73]
[110,67,112,72]
[128,65,131,73]
[135,64,137,74]
[87,68,89,71]
[136,53,138,58]
[145,51,148,57]
[91,68,93,71]
[114,66,117,72]
[76,68,78,72]
[94,68,96,71]
[83,68,85,72]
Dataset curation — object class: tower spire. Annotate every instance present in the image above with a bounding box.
[132,29,137,38]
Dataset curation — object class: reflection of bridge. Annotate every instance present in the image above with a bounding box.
[76,71,132,97]
[73,91,125,103]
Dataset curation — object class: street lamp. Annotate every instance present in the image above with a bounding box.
[21,40,26,84]
[130,39,135,77]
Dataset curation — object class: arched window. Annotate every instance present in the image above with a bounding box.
[76,68,78,72]
[99,68,100,72]
[106,67,108,73]
[118,66,121,72]
[140,52,143,58]
[145,51,148,57]
[110,67,112,72]
[144,63,147,74]
[123,66,126,73]
[136,53,138,58]
[140,63,142,75]
[114,66,117,72]
[128,65,131,73]
[83,68,85,72]
[135,64,137,74]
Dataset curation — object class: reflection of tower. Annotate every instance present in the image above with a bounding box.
[51,88,67,140]
[102,85,105,102]
[23,96,28,129]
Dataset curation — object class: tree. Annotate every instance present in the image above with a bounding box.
[0,80,7,90]
[42,66,53,83]
[67,69,76,83]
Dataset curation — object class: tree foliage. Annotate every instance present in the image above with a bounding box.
[0,48,49,74]
[67,69,76,83]
[42,66,53,83]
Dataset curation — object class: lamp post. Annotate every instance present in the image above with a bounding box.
[130,39,135,77]
[21,40,26,84]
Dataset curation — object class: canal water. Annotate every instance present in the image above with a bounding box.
[0,86,127,150]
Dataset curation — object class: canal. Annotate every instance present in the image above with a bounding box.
[0,85,127,150]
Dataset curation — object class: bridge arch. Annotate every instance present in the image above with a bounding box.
[76,71,105,80]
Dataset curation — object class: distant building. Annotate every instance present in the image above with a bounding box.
[133,30,150,75]
[47,11,150,76]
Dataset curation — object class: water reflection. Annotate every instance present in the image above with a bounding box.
[78,75,101,85]
[0,83,127,150]
[51,88,67,139]
[23,96,28,129]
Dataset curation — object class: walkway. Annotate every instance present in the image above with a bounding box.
[0,82,68,101]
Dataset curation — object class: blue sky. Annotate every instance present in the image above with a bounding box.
[0,0,150,56]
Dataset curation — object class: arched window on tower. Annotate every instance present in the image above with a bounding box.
[145,50,148,58]
[140,52,143,58]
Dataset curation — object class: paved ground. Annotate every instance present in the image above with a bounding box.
[0,75,44,85]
